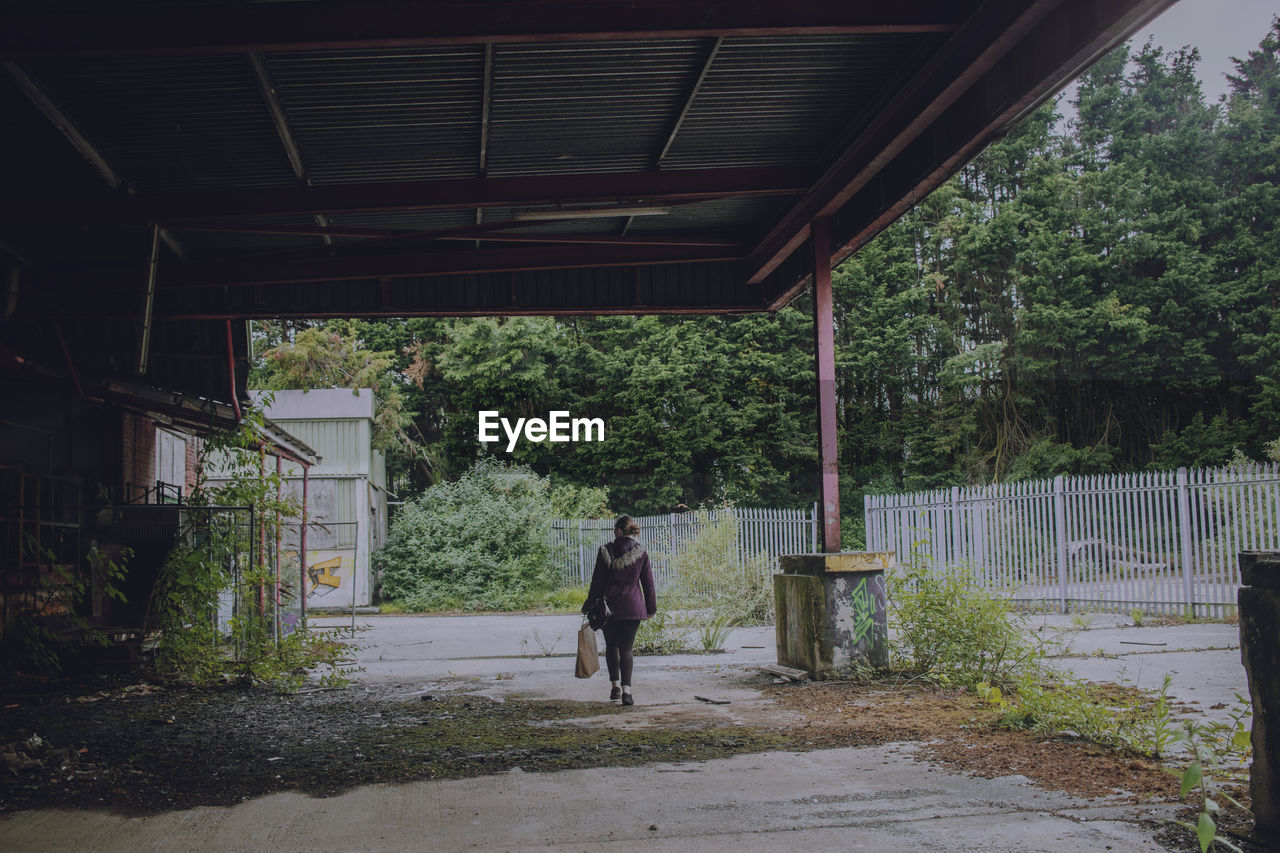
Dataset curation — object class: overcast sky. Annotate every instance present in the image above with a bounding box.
[1134,0,1277,101]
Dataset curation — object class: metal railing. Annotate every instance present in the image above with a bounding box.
[865,463,1280,616]
[550,505,818,593]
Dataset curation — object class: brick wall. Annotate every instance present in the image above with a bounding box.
[184,434,201,496]
[121,412,156,502]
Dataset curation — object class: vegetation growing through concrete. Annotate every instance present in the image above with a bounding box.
[887,557,1042,690]
[629,509,775,654]
[666,508,774,627]
[887,541,1256,849]
[147,403,351,691]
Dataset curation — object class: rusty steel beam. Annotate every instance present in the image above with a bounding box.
[0,2,967,57]
[747,0,1061,286]
[168,222,395,240]
[71,301,767,321]
[168,218,543,242]
[763,0,1178,309]
[248,53,305,182]
[165,218,743,254]
[54,260,765,320]
[479,44,494,176]
[433,231,745,248]
[159,304,766,321]
[137,224,160,376]
[110,165,809,222]
[657,37,723,167]
[4,60,124,190]
[162,243,744,289]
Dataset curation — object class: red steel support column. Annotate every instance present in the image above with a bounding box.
[812,218,841,553]
[258,448,267,616]
[300,465,309,623]
[275,454,283,644]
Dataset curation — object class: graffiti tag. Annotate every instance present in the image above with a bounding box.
[852,576,875,645]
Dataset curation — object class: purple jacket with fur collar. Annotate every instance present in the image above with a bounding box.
[583,536,657,621]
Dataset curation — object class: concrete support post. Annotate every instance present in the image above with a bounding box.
[811,217,840,553]
[775,552,893,678]
[1239,550,1280,840]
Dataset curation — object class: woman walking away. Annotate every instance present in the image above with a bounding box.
[583,515,657,705]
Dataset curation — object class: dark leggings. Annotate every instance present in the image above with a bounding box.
[603,619,641,685]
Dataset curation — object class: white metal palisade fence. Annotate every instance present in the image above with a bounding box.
[865,463,1280,617]
[550,506,819,593]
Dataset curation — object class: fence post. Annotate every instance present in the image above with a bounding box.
[949,486,961,566]
[669,512,676,582]
[1054,475,1068,613]
[973,490,986,581]
[578,521,585,585]
[1178,467,1195,617]
[812,501,818,554]
[864,493,872,552]
[734,507,742,571]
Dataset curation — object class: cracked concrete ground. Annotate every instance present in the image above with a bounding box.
[0,611,1248,852]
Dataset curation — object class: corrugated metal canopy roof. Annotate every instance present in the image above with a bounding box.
[0,0,1176,404]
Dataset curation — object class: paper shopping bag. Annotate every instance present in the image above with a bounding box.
[575,623,600,678]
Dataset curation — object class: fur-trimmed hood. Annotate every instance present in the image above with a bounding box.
[602,538,645,572]
[585,536,657,621]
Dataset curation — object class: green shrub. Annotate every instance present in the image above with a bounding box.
[149,403,352,691]
[887,557,1044,689]
[375,461,559,611]
[894,547,1204,766]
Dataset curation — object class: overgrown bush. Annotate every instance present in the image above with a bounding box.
[375,461,559,610]
[893,547,1214,768]
[887,554,1045,689]
[148,401,352,691]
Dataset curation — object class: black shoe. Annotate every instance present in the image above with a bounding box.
[610,686,621,701]
[621,692,634,706]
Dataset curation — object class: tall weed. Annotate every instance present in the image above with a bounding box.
[888,556,1045,689]
[667,508,773,626]
[892,545,1196,764]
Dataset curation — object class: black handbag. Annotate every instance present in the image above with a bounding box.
[585,596,612,631]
